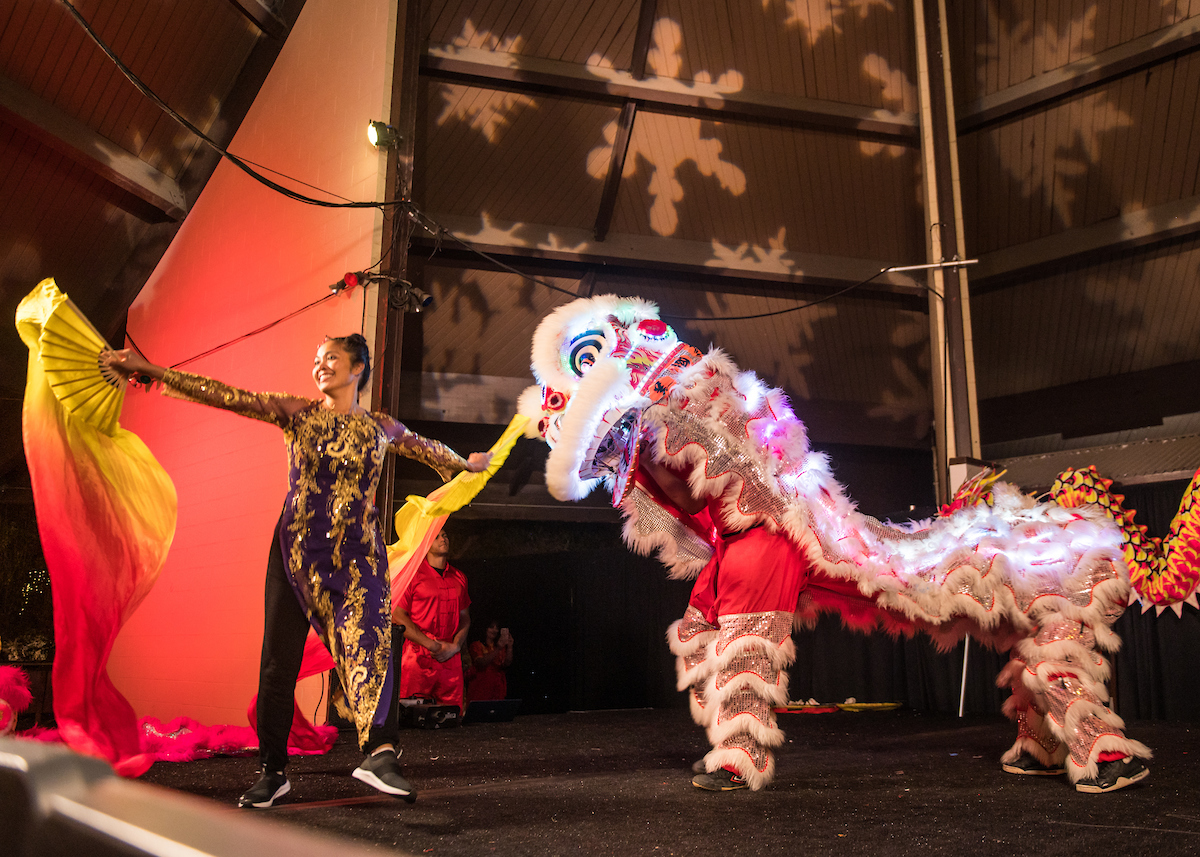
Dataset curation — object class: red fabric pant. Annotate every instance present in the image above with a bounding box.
[400,641,465,711]
[690,526,810,620]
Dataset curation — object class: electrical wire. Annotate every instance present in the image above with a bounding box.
[402,207,583,300]
[660,271,889,322]
[58,0,399,211]
[65,0,957,334]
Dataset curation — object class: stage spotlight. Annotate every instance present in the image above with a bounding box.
[367,120,399,148]
[409,286,433,308]
[386,280,433,313]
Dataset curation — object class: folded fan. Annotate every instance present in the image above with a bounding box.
[38,296,126,436]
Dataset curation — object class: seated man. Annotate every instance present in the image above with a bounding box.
[393,530,470,711]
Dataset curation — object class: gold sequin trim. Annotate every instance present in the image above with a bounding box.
[716,647,780,690]
[677,605,717,643]
[720,732,770,773]
[717,688,775,728]
[392,426,469,481]
[715,611,793,656]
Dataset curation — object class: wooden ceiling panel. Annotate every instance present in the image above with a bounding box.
[972,235,1200,400]
[0,0,258,182]
[420,264,583,380]
[962,49,1200,256]
[951,2,1200,105]
[604,111,922,261]
[421,82,617,230]
[652,0,915,110]
[424,0,639,67]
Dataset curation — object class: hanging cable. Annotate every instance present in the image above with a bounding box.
[64,0,973,330]
[58,0,401,211]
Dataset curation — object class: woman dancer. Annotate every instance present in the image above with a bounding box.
[102,335,491,808]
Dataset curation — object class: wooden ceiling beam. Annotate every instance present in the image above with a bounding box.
[959,14,1200,133]
[0,74,188,221]
[972,193,1200,287]
[419,213,926,299]
[629,0,658,81]
[223,0,288,39]
[592,101,636,242]
[591,0,658,241]
[422,46,918,142]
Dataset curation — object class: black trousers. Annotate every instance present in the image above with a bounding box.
[257,515,399,772]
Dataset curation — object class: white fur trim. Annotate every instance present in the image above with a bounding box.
[704,746,776,790]
[516,385,548,438]
[543,358,629,501]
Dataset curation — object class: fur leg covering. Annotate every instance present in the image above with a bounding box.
[998,612,1152,782]
[698,611,796,790]
[668,606,719,728]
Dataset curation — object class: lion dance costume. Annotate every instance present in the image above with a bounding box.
[518,295,1152,792]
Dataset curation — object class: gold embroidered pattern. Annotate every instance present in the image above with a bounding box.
[391,427,469,481]
[160,369,400,748]
[160,369,295,425]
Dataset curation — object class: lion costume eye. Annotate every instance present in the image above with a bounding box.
[565,328,607,378]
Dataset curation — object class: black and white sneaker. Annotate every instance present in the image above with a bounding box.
[352,749,418,803]
[1075,756,1149,794]
[692,767,747,791]
[238,768,291,808]
[1002,753,1066,776]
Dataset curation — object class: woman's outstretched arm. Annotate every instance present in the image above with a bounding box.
[101,349,309,425]
[375,414,492,480]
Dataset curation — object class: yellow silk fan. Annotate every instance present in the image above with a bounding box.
[38,294,126,436]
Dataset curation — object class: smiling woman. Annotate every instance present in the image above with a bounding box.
[100,337,493,808]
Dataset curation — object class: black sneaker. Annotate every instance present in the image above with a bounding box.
[238,768,290,808]
[352,749,418,802]
[1002,753,1066,776]
[692,767,747,791]
[1075,756,1149,794]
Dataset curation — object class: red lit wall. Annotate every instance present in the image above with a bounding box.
[108,0,398,727]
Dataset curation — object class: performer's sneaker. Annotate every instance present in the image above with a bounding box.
[1075,756,1149,794]
[237,768,290,809]
[353,749,418,803]
[1001,753,1065,776]
[692,767,747,791]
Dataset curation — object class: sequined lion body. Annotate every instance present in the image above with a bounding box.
[519,295,1150,789]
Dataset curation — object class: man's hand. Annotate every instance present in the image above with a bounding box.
[433,641,460,663]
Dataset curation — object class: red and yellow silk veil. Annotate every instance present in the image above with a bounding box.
[18,278,525,772]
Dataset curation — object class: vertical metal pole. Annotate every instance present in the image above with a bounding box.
[913,0,981,507]
[373,0,423,540]
[958,635,970,717]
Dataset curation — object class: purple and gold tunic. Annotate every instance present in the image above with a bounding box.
[161,369,467,745]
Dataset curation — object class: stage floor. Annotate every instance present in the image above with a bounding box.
[141,708,1199,857]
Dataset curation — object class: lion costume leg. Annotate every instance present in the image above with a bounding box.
[668,528,807,790]
[999,611,1151,783]
[668,605,719,730]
